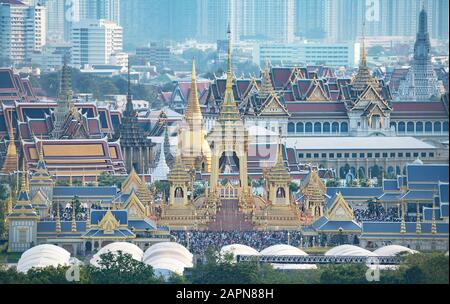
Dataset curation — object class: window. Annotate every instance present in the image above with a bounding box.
[306,153,312,158]
[352,153,357,158]
[341,122,349,133]
[443,122,449,132]
[337,153,342,158]
[314,153,320,158]
[18,228,28,243]
[296,122,304,133]
[344,153,350,158]
[413,153,419,158]
[368,153,373,158]
[329,153,335,158]
[288,123,295,133]
[332,122,339,133]
[305,123,313,133]
[421,152,426,158]
[314,122,322,133]
[398,153,404,157]
[429,152,435,158]
[298,153,304,159]
[323,122,330,133]
[398,122,406,132]
[425,122,432,132]
[406,153,411,158]
[382,153,388,158]
[434,122,442,133]
[407,122,414,132]
[321,153,327,158]
[375,153,380,158]
[416,122,423,133]
[390,153,395,158]
[359,153,365,158]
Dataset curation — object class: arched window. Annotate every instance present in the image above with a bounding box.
[407,122,414,133]
[305,122,313,133]
[276,187,286,198]
[314,122,322,133]
[444,122,449,132]
[341,122,349,133]
[175,187,184,198]
[390,122,396,131]
[296,122,304,133]
[332,122,339,133]
[434,122,442,133]
[398,122,406,133]
[416,122,423,133]
[288,122,295,133]
[425,122,432,132]
[323,122,331,133]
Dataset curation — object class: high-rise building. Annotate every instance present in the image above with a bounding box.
[79,0,120,24]
[197,0,230,42]
[71,19,122,67]
[295,0,327,39]
[0,0,46,66]
[231,0,295,43]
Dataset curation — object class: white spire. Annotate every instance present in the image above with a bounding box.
[152,146,170,182]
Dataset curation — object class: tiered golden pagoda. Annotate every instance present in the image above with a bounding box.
[159,142,199,229]
[207,26,251,207]
[29,139,55,200]
[351,22,379,92]
[178,59,212,172]
[267,140,291,206]
[301,170,327,221]
[1,112,18,174]
[259,61,275,99]
[121,166,154,216]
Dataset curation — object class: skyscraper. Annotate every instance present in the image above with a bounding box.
[71,19,123,67]
[231,0,295,43]
[79,0,120,24]
[295,0,327,39]
[197,0,230,42]
[0,0,46,66]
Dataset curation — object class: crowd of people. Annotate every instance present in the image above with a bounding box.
[170,230,304,255]
[354,204,401,223]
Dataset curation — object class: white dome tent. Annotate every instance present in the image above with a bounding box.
[325,245,377,257]
[260,244,317,270]
[143,242,193,276]
[220,244,260,262]
[17,245,72,273]
[373,245,418,256]
[90,242,144,267]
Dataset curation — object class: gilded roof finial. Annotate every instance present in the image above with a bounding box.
[431,199,437,234]
[218,25,241,122]
[55,203,61,234]
[416,203,421,234]
[1,111,18,174]
[185,58,203,126]
[21,157,29,193]
[71,199,77,232]
[400,202,406,234]
[361,20,367,67]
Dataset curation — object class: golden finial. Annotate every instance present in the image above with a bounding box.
[86,206,91,230]
[185,58,203,126]
[361,20,367,67]
[21,157,29,193]
[55,203,61,233]
[431,199,437,234]
[71,199,77,232]
[7,190,13,214]
[400,202,406,234]
[416,203,421,234]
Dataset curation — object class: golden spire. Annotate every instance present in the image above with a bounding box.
[7,191,13,214]
[185,59,203,126]
[55,203,61,233]
[259,60,275,99]
[431,199,437,234]
[21,157,29,193]
[400,203,406,234]
[416,203,421,234]
[86,206,91,230]
[218,25,241,122]
[360,21,367,67]
[1,111,18,173]
[71,199,77,232]
[268,129,291,183]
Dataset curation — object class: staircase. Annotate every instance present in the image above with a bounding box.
[208,199,254,231]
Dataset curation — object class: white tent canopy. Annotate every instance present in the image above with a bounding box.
[17,245,72,273]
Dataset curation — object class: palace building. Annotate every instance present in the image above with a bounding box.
[6,152,170,254]
[0,63,126,179]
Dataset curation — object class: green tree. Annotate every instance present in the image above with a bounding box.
[98,172,126,188]
[326,179,340,187]
[86,251,161,284]
[320,264,369,284]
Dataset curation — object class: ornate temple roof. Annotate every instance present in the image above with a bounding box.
[268,142,291,183]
